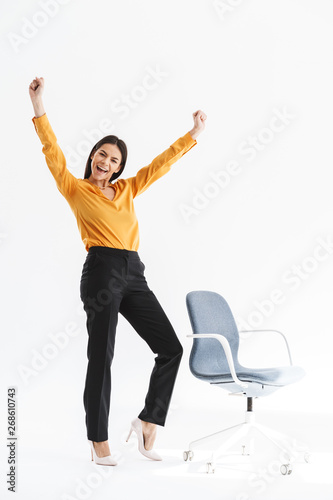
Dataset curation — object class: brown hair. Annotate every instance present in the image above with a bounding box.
[84,135,128,183]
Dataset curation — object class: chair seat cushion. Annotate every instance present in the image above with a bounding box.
[192,364,306,386]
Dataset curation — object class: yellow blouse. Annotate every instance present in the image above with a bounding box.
[32,113,197,251]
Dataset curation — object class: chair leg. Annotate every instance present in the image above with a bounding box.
[188,421,245,451]
[254,422,308,462]
[210,422,252,458]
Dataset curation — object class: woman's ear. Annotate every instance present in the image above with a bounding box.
[90,148,96,161]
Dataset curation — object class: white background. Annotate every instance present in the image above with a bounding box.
[0,1,332,498]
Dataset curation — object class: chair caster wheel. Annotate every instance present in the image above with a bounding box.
[206,462,215,474]
[280,463,292,475]
[183,450,194,461]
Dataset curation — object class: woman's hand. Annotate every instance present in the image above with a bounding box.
[189,110,207,140]
[29,76,44,101]
[29,76,45,118]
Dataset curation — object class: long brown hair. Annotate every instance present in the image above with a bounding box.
[84,135,128,183]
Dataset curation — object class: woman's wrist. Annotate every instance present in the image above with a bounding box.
[31,99,45,118]
[188,127,200,141]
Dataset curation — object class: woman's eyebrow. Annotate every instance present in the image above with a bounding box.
[100,149,120,161]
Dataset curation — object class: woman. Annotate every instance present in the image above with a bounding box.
[29,76,206,466]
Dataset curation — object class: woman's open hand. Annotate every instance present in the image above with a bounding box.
[189,110,207,140]
[29,76,44,101]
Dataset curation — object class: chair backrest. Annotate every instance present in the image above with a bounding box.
[186,291,241,377]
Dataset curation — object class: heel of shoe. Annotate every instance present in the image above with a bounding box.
[126,427,133,442]
[127,418,162,461]
[89,440,94,461]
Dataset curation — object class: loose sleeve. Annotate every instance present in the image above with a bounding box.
[128,131,197,198]
[32,113,78,198]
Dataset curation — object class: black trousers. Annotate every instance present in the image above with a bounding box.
[80,246,183,442]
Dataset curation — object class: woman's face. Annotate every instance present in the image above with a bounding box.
[90,143,122,182]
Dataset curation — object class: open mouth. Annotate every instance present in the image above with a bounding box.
[97,166,108,173]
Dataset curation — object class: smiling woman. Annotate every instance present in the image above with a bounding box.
[29,75,206,468]
[84,135,128,189]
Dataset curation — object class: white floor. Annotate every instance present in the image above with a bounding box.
[1,409,332,500]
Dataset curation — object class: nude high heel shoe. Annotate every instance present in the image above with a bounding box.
[126,418,162,461]
[89,440,118,466]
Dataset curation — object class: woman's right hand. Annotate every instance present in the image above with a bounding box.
[29,76,46,118]
[29,76,44,101]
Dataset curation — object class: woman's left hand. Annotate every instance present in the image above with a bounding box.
[189,110,207,140]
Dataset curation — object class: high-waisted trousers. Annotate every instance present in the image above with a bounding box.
[79,246,183,442]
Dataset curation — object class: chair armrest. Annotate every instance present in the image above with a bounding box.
[238,329,293,365]
[186,334,248,388]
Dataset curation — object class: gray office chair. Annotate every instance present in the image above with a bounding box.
[184,290,309,474]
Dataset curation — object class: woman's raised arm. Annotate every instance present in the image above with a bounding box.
[127,109,207,198]
[29,76,78,198]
